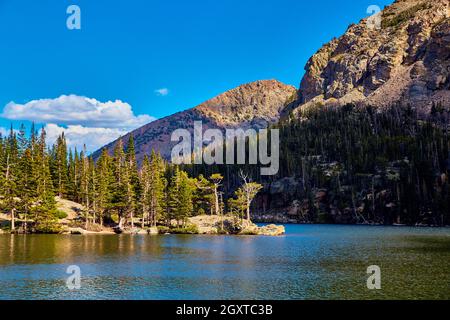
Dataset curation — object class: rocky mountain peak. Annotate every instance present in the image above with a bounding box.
[295,0,449,112]
[94,80,296,163]
[196,79,296,127]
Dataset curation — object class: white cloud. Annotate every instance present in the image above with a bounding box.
[2,94,155,130]
[0,123,127,154]
[0,126,19,137]
[1,95,156,153]
[154,88,169,96]
[0,127,9,137]
[45,124,128,153]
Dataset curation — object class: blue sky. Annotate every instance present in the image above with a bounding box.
[0,0,393,151]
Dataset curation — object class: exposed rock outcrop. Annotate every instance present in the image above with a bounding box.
[68,227,88,235]
[240,223,286,236]
[188,215,285,236]
[293,0,449,113]
[55,197,84,226]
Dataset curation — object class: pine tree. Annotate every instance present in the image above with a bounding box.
[17,124,27,156]
[2,127,19,231]
[32,127,58,232]
[237,171,262,221]
[194,173,224,224]
[148,151,166,226]
[96,148,113,227]
[67,149,76,200]
[194,174,214,215]
[0,135,4,202]
[80,145,90,229]
[111,139,128,229]
[177,170,195,227]
[17,148,36,232]
[35,128,54,197]
[140,155,151,227]
[68,148,82,203]
[209,174,223,217]
[89,157,97,224]
[125,136,139,228]
[166,167,195,227]
[54,133,68,198]
[140,152,166,228]
[167,167,181,226]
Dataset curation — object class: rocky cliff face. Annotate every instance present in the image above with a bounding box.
[94,80,296,163]
[293,0,449,113]
[97,0,449,162]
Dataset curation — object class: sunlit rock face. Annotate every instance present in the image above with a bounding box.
[93,80,296,164]
[294,0,450,113]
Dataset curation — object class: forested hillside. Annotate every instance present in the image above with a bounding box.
[187,103,450,226]
[1,101,449,233]
[0,125,261,233]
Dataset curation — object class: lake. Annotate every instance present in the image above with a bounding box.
[0,224,449,300]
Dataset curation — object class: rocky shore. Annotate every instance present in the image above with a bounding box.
[189,215,285,236]
[0,195,286,236]
[1,198,285,236]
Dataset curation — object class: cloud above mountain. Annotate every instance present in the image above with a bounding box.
[1,95,155,152]
[44,124,129,153]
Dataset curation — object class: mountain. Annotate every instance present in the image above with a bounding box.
[93,80,296,163]
[96,0,449,163]
[288,0,449,114]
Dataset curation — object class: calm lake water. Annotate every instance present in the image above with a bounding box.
[0,224,449,300]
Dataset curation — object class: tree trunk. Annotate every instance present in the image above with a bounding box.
[58,157,62,198]
[246,197,251,221]
[85,195,90,230]
[142,209,146,228]
[131,210,134,228]
[118,215,124,229]
[24,209,28,233]
[11,208,15,232]
[214,188,219,216]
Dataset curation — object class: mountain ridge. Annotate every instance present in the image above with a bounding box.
[290,0,449,113]
[93,80,296,163]
[95,0,450,162]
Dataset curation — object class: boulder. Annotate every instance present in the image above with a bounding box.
[240,223,285,236]
[189,215,220,234]
[68,227,87,235]
[257,224,285,236]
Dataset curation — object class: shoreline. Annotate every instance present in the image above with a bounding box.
[1,222,449,236]
[0,215,286,236]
